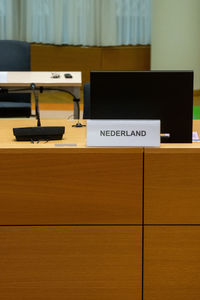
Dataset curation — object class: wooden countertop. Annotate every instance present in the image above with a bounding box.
[0,119,199,150]
[0,119,142,153]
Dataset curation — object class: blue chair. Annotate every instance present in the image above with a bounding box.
[0,40,31,117]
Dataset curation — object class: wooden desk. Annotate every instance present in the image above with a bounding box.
[143,120,200,300]
[1,119,200,300]
[0,71,82,118]
[0,119,142,300]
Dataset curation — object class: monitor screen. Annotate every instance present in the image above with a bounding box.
[90,70,193,143]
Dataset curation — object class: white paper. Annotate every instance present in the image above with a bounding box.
[0,72,8,83]
[192,131,200,142]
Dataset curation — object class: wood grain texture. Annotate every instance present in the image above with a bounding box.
[0,150,142,225]
[0,120,143,224]
[144,226,200,300]
[0,226,142,300]
[0,119,87,147]
[101,46,150,70]
[144,148,200,224]
[31,44,151,85]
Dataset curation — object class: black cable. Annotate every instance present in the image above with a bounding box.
[72,97,86,127]
[30,83,41,127]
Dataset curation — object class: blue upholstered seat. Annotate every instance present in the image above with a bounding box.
[0,40,31,117]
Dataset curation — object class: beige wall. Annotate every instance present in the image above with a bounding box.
[151,0,200,90]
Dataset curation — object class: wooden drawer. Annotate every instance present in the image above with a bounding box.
[144,226,200,300]
[144,148,200,224]
[0,148,142,225]
[0,226,142,300]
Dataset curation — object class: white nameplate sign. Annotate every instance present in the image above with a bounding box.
[87,120,160,147]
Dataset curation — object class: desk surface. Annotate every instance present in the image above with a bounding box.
[0,71,81,87]
[0,119,199,149]
[0,119,86,149]
[0,119,141,153]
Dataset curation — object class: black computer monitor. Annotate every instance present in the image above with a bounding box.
[90,70,193,143]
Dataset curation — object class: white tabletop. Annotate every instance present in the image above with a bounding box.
[0,71,82,87]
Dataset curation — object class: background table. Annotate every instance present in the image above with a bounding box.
[0,71,82,118]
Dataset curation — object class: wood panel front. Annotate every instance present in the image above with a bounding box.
[0,148,142,225]
[144,148,200,224]
[31,44,151,85]
[101,46,150,70]
[0,226,142,300]
[144,226,200,300]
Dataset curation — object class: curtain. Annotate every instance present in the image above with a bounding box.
[20,0,117,46]
[0,0,20,39]
[0,0,151,46]
[116,0,152,45]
